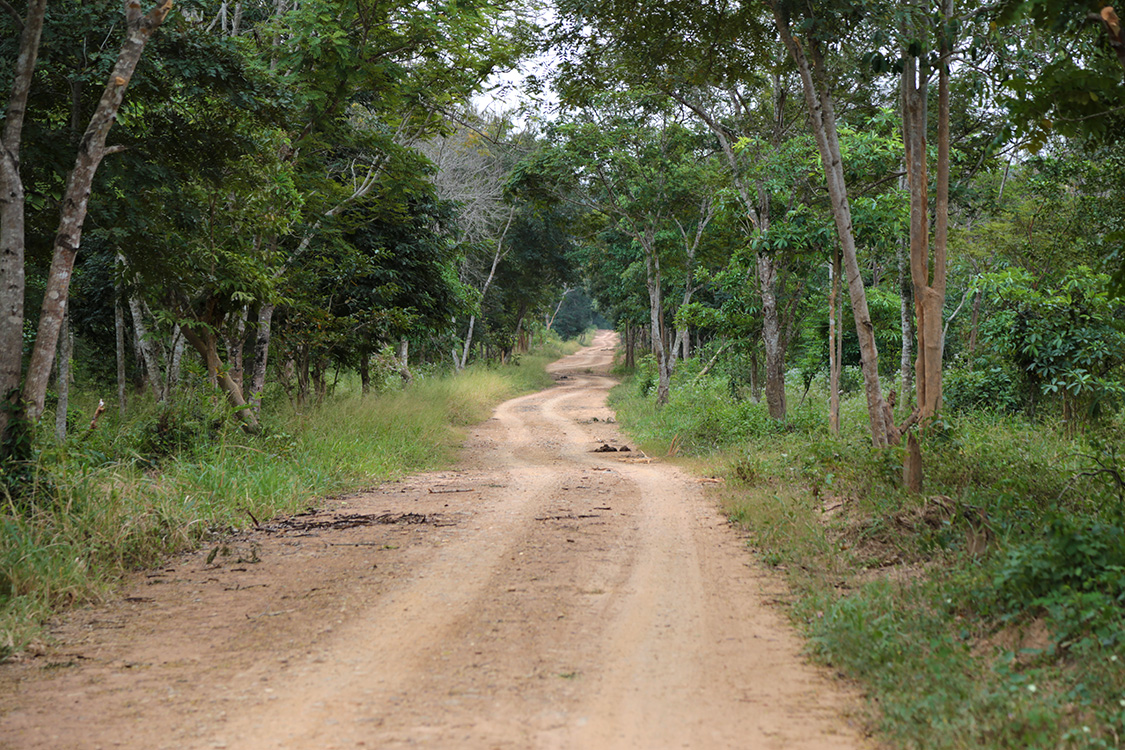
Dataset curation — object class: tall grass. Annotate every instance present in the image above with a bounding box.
[0,335,578,659]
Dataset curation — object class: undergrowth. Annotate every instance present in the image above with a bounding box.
[0,335,577,660]
[611,361,1125,749]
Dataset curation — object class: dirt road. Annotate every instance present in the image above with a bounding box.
[0,331,866,749]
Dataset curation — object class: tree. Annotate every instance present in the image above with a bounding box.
[1,0,174,454]
[517,98,717,405]
[770,0,894,446]
[550,0,813,420]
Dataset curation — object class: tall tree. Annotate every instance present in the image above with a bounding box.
[1,0,174,452]
[770,0,893,446]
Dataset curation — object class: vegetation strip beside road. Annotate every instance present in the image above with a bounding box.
[0,336,581,659]
[612,363,1125,750]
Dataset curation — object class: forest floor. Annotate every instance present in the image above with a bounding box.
[0,330,870,749]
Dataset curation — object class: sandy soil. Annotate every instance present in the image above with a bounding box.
[0,330,869,749]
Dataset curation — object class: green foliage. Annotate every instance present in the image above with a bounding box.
[977,266,1125,420]
[989,515,1125,653]
[129,389,235,464]
[943,363,1024,414]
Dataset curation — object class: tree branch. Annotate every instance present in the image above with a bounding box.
[0,0,23,31]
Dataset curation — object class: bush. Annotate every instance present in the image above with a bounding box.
[989,516,1125,652]
[944,364,1024,414]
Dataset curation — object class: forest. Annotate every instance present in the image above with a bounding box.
[3,0,1125,746]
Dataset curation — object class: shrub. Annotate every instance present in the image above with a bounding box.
[944,364,1024,414]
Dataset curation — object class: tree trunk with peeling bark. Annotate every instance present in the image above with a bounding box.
[900,0,952,491]
[21,0,174,425]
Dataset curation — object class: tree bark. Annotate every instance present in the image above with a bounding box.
[180,324,261,432]
[397,337,412,384]
[225,304,248,391]
[164,325,185,401]
[0,0,48,449]
[897,236,914,400]
[115,279,127,416]
[773,7,890,446]
[22,0,174,423]
[900,0,952,491]
[645,244,671,406]
[829,250,841,435]
[126,288,163,400]
[55,310,71,442]
[759,255,787,420]
[249,302,273,415]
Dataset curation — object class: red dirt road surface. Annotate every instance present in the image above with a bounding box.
[0,331,868,749]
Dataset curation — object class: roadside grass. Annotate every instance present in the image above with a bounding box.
[611,364,1125,749]
[0,335,579,660]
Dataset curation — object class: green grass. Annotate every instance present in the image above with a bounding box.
[0,335,579,660]
[612,363,1125,749]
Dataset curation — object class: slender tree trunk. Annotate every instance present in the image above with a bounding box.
[460,207,515,370]
[249,302,273,415]
[180,325,260,432]
[0,0,48,449]
[164,325,185,401]
[774,8,889,446]
[398,339,411,386]
[312,356,328,404]
[897,236,914,400]
[967,290,981,362]
[900,0,952,491]
[644,246,671,406]
[231,0,243,34]
[115,279,127,416]
[22,0,174,423]
[360,350,371,396]
[546,287,572,332]
[295,347,310,406]
[829,251,841,435]
[225,305,248,391]
[759,255,787,420]
[126,289,163,400]
[672,93,787,420]
[55,311,71,442]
